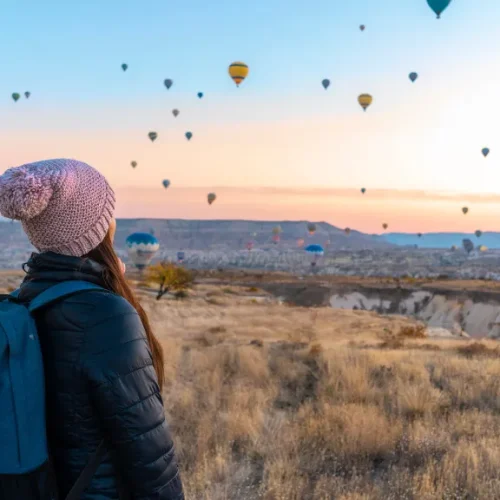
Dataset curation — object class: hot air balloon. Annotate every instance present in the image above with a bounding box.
[307,223,317,235]
[427,0,452,19]
[148,131,157,142]
[121,63,128,72]
[24,92,31,99]
[177,251,185,263]
[305,244,325,267]
[322,79,330,90]
[462,207,469,215]
[207,193,216,205]
[382,223,388,230]
[197,92,203,99]
[125,232,159,271]
[344,228,351,236]
[164,79,173,90]
[297,238,305,248]
[246,241,254,251]
[478,245,488,252]
[12,93,20,102]
[162,179,170,189]
[359,25,365,31]
[451,245,458,252]
[358,94,373,111]
[482,148,490,157]
[462,238,474,255]
[185,131,192,141]
[131,161,137,168]
[417,233,422,238]
[475,230,482,238]
[361,188,366,194]
[172,109,179,117]
[272,234,280,244]
[272,226,282,235]
[228,62,249,87]
[409,72,418,83]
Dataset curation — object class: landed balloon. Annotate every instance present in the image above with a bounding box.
[131,161,137,168]
[475,230,482,238]
[197,92,204,99]
[307,222,317,235]
[121,63,128,72]
[207,193,216,205]
[24,91,31,99]
[164,79,173,90]
[148,131,158,142]
[409,72,418,83]
[12,93,20,102]
[482,148,490,157]
[125,232,159,271]
[228,62,249,87]
[427,0,452,19]
[172,109,179,117]
[322,79,330,90]
[162,179,170,189]
[185,131,193,141]
[358,94,373,111]
[462,207,469,215]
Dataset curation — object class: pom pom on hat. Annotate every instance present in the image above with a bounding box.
[0,165,54,220]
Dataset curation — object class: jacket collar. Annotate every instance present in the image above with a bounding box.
[19,252,107,301]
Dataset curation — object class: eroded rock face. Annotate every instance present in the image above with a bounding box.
[330,291,499,339]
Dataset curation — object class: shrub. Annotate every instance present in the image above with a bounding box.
[399,325,427,339]
[145,262,194,300]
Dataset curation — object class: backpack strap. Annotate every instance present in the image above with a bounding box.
[65,440,106,500]
[27,281,107,314]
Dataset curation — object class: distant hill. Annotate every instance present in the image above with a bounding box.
[382,232,500,249]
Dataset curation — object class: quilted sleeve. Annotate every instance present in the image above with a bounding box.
[81,295,184,499]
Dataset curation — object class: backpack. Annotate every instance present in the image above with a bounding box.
[0,280,110,500]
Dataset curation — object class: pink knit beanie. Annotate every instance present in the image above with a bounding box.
[0,159,115,257]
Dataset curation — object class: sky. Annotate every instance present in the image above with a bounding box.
[1,0,500,233]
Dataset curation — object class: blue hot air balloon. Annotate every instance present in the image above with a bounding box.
[427,0,452,19]
[409,72,418,83]
[197,92,204,99]
[185,131,193,141]
[482,148,490,158]
[177,251,185,263]
[322,79,330,90]
[305,244,325,267]
[125,232,160,271]
[162,179,171,189]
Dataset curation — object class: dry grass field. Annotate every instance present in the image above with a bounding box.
[136,281,500,500]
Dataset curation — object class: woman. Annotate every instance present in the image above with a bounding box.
[0,159,184,499]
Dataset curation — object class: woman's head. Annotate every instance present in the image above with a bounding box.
[0,159,115,256]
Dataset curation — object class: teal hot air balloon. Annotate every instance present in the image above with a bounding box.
[482,148,490,157]
[148,131,157,142]
[125,232,160,271]
[322,79,330,90]
[121,63,128,71]
[361,188,366,194]
[162,179,170,189]
[164,79,173,89]
[409,72,418,83]
[24,91,31,99]
[12,93,20,102]
[427,0,452,19]
[197,92,203,99]
[185,131,192,141]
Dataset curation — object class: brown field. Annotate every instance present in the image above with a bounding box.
[3,271,500,498]
[136,280,500,500]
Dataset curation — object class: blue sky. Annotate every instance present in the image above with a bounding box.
[1,0,500,199]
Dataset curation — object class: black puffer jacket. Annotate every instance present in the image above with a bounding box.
[18,252,184,500]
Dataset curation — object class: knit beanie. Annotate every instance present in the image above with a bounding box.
[0,159,115,257]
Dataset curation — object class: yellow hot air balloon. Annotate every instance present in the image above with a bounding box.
[228,62,249,87]
[358,94,373,112]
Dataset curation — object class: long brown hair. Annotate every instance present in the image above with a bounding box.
[85,230,165,390]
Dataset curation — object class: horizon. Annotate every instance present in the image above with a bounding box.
[3,0,500,232]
